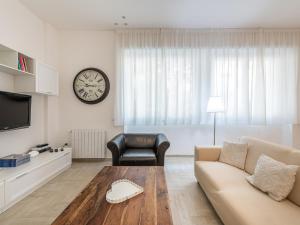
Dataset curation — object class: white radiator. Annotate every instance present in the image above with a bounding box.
[71,129,107,158]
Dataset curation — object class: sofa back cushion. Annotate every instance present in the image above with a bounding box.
[241,136,300,206]
[124,134,156,148]
[219,141,248,170]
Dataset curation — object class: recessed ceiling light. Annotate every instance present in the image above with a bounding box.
[122,16,126,19]
[114,22,118,26]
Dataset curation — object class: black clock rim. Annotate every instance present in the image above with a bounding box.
[73,67,110,104]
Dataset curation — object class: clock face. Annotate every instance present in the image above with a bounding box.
[73,68,110,104]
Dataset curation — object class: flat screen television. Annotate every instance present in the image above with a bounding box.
[0,91,31,131]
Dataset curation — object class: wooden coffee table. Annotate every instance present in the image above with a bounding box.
[52,166,173,225]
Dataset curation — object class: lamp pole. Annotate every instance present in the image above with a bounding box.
[213,112,216,145]
[207,96,224,146]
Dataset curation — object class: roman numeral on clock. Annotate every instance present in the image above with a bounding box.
[83,92,88,98]
[83,73,88,79]
[78,88,84,94]
[98,89,103,93]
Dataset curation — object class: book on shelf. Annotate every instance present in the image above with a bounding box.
[18,55,27,72]
[23,57,27,72]
[18,60,21,70]
[18,55,24,72]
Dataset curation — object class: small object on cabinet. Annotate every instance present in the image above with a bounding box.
[0,154,30,167]
[28,151,39,158]
[31,143,51,153]
[36,143,48,148]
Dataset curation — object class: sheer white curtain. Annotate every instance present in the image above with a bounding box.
[115,29,300,126]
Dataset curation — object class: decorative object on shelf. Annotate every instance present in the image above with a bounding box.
[28,151,39,158]
[207,96,225,145]
[73,67,110,104]
[18,54,31,73]
[63,143,69,148]
[30,143,51,153]
[106,179,144,204]
[0,154,30,167]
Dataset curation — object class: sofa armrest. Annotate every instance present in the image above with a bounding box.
[194,146,222,162]
[107,134,125,165]
[155,134,170,166]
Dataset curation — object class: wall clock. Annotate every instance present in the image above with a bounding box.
[73,68,110,104]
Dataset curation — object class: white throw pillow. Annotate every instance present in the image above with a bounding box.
[246,155,298,201]
[219,141,248,170]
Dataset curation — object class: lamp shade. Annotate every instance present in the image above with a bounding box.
[207,96,224,113]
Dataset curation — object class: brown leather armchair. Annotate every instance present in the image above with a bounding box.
[107,133,170,166]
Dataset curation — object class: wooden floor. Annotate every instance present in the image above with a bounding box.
[0,157,222,225]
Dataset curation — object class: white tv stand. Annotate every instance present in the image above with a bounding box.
[0,148,72,213]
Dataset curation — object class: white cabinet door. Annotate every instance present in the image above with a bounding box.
[36,62,59,96]
[5,153,69,207]
[0,181,4,211]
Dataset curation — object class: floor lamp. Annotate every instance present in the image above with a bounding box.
[207,96,224,145]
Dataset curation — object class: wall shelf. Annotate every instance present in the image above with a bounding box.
[0,63,35,77]
[0,44,35,77]
[0,43,59,96]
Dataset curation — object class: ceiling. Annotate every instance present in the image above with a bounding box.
[20,0,300,30]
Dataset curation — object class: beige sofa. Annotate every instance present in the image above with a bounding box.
[194,137,300,225]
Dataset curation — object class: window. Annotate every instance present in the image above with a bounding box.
[115,30,300,126]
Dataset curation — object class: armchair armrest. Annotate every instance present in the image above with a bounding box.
[155,134,170,166]
[107,134,125,166]
[194,146,222,162]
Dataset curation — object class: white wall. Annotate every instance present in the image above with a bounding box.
[0,0,59,157]
[57,30,122,151]
[126,125,293,155]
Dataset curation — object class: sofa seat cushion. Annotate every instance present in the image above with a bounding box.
[217,187,300,225]
[119,149,157,165]
[195,161,249,192]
